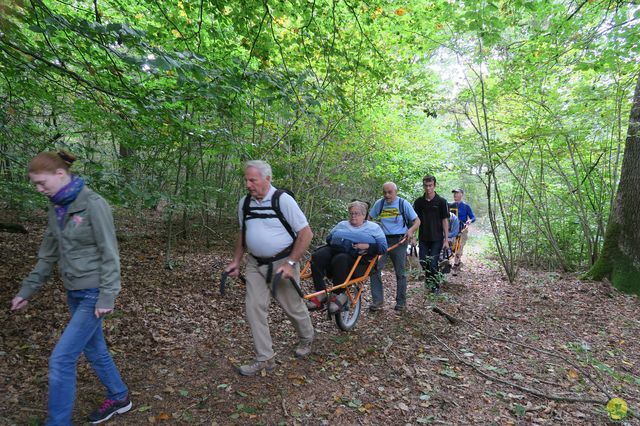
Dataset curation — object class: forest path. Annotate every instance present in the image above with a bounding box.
[1,216,639,424]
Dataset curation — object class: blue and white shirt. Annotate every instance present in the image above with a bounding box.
[327,220,388,255]
[370,197,418,236]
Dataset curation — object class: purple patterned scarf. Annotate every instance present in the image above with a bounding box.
[50,175,85,228]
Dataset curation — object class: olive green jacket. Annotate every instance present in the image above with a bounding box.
[18,187,121,309]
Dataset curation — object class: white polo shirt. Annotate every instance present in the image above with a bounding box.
[238,186,309,258]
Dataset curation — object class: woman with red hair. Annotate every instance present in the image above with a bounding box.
[11,151,131,425]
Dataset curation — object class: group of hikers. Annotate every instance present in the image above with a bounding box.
[9,153,475,424]
[224,160,475,377]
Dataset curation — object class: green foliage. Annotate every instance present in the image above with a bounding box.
[432,0,637,275]
[1,0,637,276]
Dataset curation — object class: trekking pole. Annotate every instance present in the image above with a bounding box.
[271,271,305,299]
[219,272,246,295]
[220,272,228,295]
[411,244,418,257]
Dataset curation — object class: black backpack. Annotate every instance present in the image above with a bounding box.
[242,189,296,247]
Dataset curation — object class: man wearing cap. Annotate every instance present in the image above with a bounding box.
[451,188,476,269]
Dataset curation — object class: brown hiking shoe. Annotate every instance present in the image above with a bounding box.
[368,301,383,312]
[294,338,313,358]
[238,358,276,376]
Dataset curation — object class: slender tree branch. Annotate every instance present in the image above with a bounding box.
[241,8,269,75]
[0,38,123,99]
[433,334,609,405]
[93,0,101,23]
[151,0,194,54]
[196,0,204,53]
[29,0,67,69]
[341,0,389,67]
[566,0,590,21]
[266,2,302,108]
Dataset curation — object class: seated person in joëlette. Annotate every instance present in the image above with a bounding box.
[447,207,460,243]
[307,201,388,314]
[438,209,460,274]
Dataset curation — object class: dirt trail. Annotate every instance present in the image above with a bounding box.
[1,218,639,425]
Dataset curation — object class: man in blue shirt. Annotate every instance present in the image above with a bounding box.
[369,182,420,311]
[451,188,476,269]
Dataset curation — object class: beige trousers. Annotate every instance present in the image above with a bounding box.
[455,229,469,265]
[245,256,314,361]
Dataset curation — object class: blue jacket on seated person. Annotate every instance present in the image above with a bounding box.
[327,220,388,256]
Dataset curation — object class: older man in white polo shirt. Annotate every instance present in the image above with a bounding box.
[225,160,314,376]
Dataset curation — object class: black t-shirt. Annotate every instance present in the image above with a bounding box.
[413,193,449,242]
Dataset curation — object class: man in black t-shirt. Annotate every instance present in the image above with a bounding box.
[413,175,449,292]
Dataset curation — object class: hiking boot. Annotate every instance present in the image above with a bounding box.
[368,301,383,312]
[88,396,132,424]
[294,338,313,358]
[328,293,348,314]
[394,304,406,312]
[305,294,327,311]
[238,358,276,376]
[439,261,451,274]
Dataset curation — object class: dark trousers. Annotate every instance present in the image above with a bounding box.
[311,246,367,293]
[419,240,444,285]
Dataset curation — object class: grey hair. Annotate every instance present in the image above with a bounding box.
[245,160,272,179]
[383,182,398,191]
[348,201,368,216]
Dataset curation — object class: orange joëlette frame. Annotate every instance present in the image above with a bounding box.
[299,237,407,306]
[451,234,462,256]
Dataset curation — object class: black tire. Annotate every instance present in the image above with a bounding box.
[335,283,362,331]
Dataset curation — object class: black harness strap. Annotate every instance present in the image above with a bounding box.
[242,189,297,248]
[241,189,299,292]
[219,271,246,295]
[376,196,412,230]
[251,246,292,284]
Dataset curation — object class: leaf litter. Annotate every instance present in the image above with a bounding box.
[1,212,639,424]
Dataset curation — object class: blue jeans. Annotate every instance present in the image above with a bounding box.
[46,288,128,426]
[419,240,443,286]
[370,236,408,306]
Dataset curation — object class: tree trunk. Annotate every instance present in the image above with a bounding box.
[585,74,640,293]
